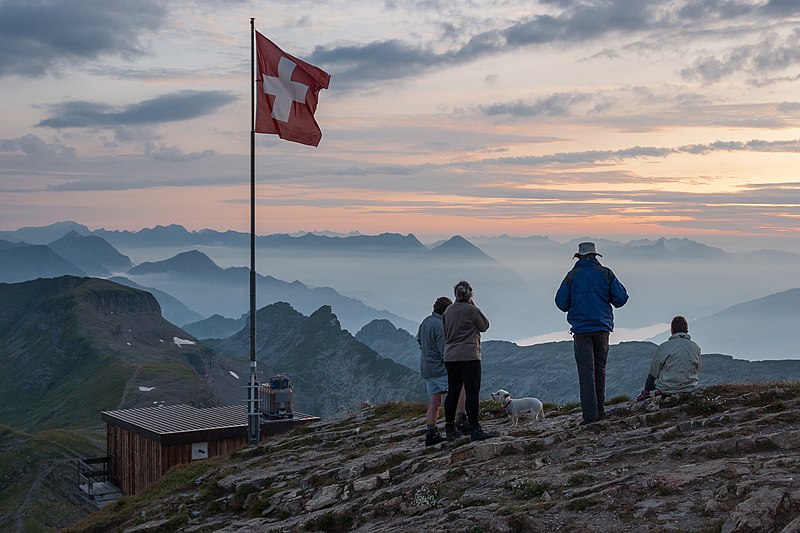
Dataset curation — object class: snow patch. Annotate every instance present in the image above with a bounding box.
[139,386,155,392]
[173,337,196,346]
[229,371,240,379]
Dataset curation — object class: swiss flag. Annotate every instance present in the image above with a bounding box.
[255,31,331,147]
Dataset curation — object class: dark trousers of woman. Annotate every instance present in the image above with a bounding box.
[444,360,481,428]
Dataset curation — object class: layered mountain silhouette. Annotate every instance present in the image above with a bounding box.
[617,237,727,260]
[208,302,425,416]
[687,287,800,360]
[259,231,429,253]
[0,240,85,283]
[0,220,90,244]
[3,221,799,347]
[109,276,204,327]
[126,250,418,333]
[470,233,799,333]
[48,230,133,276]
[245,232,546,341]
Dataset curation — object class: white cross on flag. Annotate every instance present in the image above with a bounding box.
[255,31,331,147]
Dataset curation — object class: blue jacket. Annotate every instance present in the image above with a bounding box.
[555,257,629,334]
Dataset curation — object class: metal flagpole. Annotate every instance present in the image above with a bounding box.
[247,17,260,446]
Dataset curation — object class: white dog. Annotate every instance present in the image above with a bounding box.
[490,389,545,427]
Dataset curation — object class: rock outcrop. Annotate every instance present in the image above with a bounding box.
[68,382,800,532]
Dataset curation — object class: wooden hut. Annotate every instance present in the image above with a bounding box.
[101,404,317,495]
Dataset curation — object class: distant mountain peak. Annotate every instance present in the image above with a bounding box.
[308,304,336,322]
[359,318,399,333]
[129,250,221,276]
[60,229,83,239]
[47,231,132,276]
[430,235,491,259]
[175,249,211,260]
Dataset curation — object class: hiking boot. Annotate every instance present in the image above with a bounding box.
[457,413,470,435]
[425,428,445,446]
[469,426,498,442]
[445,423,460,441]
[636,389,662,402]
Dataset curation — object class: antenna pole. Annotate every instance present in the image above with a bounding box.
[247,16,260,446]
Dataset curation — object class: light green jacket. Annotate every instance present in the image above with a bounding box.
[650,333,702,393]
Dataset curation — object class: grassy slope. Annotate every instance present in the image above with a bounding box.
[0,425,104,532]
[0,277,217,431]
[0,277,223,532]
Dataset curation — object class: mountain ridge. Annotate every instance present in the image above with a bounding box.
[0,276,235,430]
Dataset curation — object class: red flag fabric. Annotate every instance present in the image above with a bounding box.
[255,31,331,147]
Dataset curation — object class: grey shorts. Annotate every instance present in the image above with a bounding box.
[425,375,449,396]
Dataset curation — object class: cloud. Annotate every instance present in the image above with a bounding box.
[0,133,76,162]
[462,137,800,170]
[681,29,800,83]
[0,0,165,78]
[678,138,800,154]
[45,172,243,192]
[147,144,217,163]
[480,92,593,117]
[478,87,800,131]
[309,1,797,89]
[763,0,800,15]
[501,1,656,46]
[310,39,451,86]
[307,1,658,85]
[778,101,800,113]
[38,135,800,193]
[36,90,238,129]
[674,0,756,22]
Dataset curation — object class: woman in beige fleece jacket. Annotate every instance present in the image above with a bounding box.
[442,280,497,442]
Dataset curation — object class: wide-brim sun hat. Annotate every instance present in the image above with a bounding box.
[574,241,602,258]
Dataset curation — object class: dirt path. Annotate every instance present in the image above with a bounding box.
[116,364,142,409]
[13,460,53,533]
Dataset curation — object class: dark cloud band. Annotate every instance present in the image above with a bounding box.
[37,90,238,129]
[0,0,165,78]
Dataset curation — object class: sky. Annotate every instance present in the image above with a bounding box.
[1,0,799,251]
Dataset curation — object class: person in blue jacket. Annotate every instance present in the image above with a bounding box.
[555,242,629,425]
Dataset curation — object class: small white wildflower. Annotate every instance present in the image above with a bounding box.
[413,485,438,507]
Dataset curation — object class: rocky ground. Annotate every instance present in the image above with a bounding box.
[69,382,800,533]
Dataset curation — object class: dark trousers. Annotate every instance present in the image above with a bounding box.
[573,331,610,421]
[444,360,481,428]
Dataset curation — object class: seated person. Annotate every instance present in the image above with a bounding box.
[637,316,702,401]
